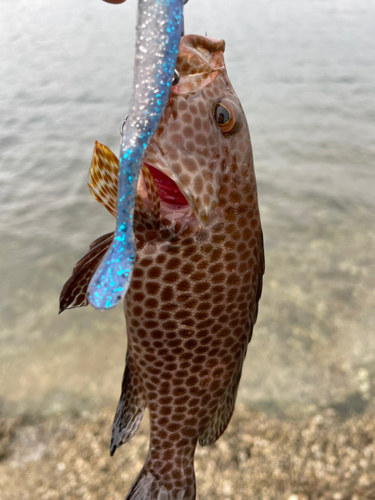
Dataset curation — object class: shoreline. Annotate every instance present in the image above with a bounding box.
[1,404,374,499]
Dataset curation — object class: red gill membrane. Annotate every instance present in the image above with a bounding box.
[145,163,189,207]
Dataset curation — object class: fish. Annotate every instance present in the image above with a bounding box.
[87,0,185,311]
[60,35,264,500]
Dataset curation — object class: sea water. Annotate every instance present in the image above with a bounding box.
[0,0,374,418]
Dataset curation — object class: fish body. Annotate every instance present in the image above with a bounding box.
[60,35,264,500]
[87,0,184,311]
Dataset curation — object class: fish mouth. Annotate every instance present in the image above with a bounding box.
[145,163,189,208]
[136,162,199,239]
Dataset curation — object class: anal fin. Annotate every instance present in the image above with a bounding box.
[111,353,146,456]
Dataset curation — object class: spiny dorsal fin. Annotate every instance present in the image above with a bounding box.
[87,141,118,217]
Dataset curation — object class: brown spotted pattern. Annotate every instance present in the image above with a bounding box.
[60,35,264,500]
[144,36,230,225]
[87,141,118,217]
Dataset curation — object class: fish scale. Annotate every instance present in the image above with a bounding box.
[60,35,264,500]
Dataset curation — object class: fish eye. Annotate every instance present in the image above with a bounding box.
[213,103,230,125]
[213,100,237,133]
[172,69,180,86]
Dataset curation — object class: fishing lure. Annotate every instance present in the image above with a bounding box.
[87,0,184,310]
[61,34,264,500]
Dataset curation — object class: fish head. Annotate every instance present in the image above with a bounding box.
[61,36,255,311]
[140,34,251,236]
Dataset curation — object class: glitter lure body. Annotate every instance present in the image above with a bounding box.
[87,0,184,310]
[61,35,264,500]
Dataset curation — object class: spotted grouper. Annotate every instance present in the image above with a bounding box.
[60,34,264,500]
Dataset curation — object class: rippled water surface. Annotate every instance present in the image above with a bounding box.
[0,0,374,418]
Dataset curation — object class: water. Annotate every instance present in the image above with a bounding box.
[0,0,374,419]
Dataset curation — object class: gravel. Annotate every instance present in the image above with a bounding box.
[0,404,374,500]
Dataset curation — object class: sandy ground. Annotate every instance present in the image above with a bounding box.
[1,404,374,500]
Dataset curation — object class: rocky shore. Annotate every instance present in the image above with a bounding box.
[1,404,374,500]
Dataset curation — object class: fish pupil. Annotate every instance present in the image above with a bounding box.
[214,103,230,125]
[172,69,180,86]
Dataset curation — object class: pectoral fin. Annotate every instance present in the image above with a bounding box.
[87,141,119,217]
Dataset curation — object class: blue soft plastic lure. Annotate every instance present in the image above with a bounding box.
[87,0,184,310]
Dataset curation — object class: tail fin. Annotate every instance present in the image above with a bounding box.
[125,456,196,500]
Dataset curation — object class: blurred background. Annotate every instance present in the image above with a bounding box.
[0,0,374,497]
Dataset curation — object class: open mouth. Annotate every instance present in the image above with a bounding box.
[87,141,199,243]
[145,163,189,208]
[135,161,198,239]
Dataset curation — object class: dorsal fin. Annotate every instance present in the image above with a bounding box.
[198,368,242,446]
[87,141,118,217]
[199,232,265,446]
